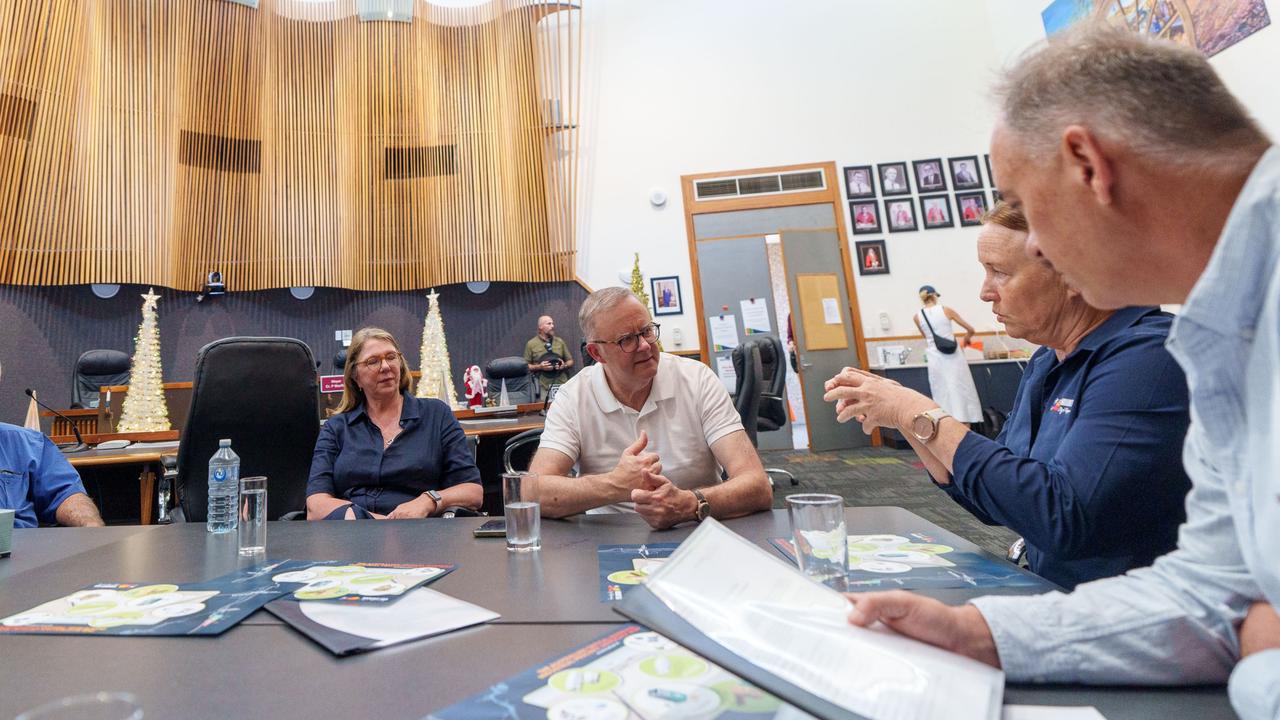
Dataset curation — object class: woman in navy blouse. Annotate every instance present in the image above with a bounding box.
[823,202,1192,589]
[306,328,482,520]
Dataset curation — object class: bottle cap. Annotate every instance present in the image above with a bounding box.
[219,439,231,447]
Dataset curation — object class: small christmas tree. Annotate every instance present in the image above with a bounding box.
[415,289,460,408]
[118,288,171,432]
[628,253,663,351]
[629,252,650,309]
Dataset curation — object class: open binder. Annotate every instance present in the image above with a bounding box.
[613,518,1004,720]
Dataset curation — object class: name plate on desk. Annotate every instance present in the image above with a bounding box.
[320,375,345,394]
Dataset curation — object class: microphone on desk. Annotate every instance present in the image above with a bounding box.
[24,388,89,454]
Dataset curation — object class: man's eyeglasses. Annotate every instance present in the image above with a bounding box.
[357,351,402,370]
[592,323,660,353]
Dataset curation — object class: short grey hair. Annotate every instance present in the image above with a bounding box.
[579,287,643,340]
[996,23,1268,167]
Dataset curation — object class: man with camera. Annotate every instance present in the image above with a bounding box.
[524,314,574,396]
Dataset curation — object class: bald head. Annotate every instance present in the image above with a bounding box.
[538,315,555,337]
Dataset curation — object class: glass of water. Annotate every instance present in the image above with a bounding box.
[238,476,267,557]
[785,493,847,591]
[502,471,541,553]
[16,692,142,720]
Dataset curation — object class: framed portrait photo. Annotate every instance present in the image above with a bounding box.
[849,201,881,235]
[877,162,911,197]
[919,194,954,229]
[884,198,917,232]
[855,239,890,276]
[650,276,683,316]
[956,191,989,227]
[912,158,948,193]
[948,155,983,190]
[843,165,876,199]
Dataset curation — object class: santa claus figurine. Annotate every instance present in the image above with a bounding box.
[463,365,487,408]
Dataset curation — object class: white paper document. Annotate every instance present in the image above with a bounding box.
[740,298,772,334]
[715,356,738,393]
[642,519,1005,720]
[709,314,740,351]
[299,588,498,650]
[822,297,842,325]
[1002,706,1107,720]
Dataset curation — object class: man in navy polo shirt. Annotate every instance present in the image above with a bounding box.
[824,200,1191,590]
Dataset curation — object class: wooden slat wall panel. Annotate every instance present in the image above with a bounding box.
[0,0,580,292]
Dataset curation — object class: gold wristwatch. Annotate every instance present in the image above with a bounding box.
[692,489,711,522]
[910,408,951,442]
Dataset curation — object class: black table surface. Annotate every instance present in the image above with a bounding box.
[0,525,157,583]
[0,508,1232,719]
[0,508,1055,625]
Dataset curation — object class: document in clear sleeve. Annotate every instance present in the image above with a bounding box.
[639,518,1004,720]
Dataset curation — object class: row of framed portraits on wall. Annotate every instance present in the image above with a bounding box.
[844,155,992,199]
[850,190,992,234]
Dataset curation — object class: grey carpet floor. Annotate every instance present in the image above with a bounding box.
[760,445,1019,559]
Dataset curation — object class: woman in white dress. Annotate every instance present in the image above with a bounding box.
[913,285,982,424]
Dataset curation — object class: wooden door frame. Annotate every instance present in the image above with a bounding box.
[679,161,870,372]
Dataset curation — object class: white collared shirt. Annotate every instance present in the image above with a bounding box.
[539,352,745,514]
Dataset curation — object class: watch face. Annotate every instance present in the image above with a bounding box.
[912,414,934,440]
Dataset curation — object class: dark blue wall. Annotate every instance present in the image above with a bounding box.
[0,282,588,425]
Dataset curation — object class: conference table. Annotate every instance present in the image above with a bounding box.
[0,508,1233,719]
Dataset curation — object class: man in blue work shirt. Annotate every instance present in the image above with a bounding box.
[825,200,1191,589]
[0,422,105,528]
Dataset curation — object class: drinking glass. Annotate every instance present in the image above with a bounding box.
[237,476,267,557]
[16,692,143,720]
[785,493,847,591]
[502,472,541,553]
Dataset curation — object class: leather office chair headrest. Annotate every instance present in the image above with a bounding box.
[486,356,529,379]
[77,349,130,375]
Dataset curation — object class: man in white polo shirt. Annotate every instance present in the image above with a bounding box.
[530,287,772,529]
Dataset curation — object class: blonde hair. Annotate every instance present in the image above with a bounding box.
[919,290,939,303]
[996,23,1268,168]
[981,200,1028,233]
[336,327,411,413]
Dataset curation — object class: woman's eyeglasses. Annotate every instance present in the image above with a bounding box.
[357,351,402,370]
[591,323,660,353]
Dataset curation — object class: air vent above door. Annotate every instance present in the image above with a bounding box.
[694,168,825,201]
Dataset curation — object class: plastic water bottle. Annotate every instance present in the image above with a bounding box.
[207,439,239,534]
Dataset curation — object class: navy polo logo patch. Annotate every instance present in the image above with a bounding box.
[1050,397,1074,415]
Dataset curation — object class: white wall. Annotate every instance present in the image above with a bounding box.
[575,0,1007,349]
[575,1,1280,350]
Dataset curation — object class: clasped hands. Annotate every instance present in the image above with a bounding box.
[610,430,697,529]
[822,366,933,435]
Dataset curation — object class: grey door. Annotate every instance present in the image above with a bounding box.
[782,229,868,451]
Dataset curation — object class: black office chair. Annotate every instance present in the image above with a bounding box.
[486,356,535,405]
[71,349,131,409]
[503,429,543,474]
[170,337,319,523]
[732,338,798,487]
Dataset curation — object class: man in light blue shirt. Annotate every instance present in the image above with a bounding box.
[841,26,1279,719]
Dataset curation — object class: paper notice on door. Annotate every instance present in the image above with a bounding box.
[822,298,842,325]
[709,314,740,351]
[740,298,772,335]
[715,356,737,393]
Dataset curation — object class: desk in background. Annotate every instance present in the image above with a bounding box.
[0,508,1232,719]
